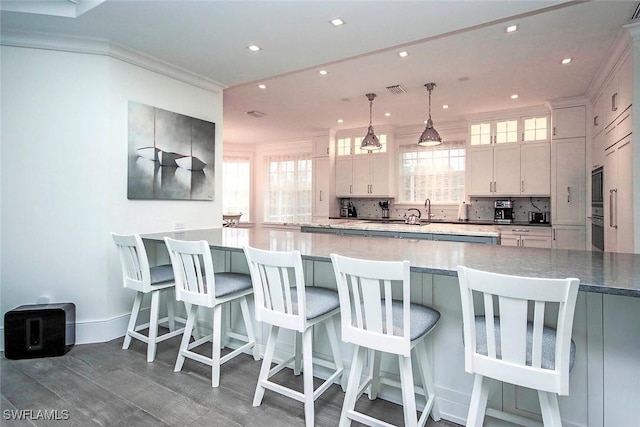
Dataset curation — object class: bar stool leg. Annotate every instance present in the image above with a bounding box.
[302,328,315,427]
[415,339,440,421]
[539,391,562,427]
[239,297,259,360]
[340,345,367,427]
[123,292,143,350]
[175,304,198,372]
[294,331,302,375]
[467,374,490,427]
[211,304,223,387]
[368,350,382,400]
[254,325,278,407]
[398,354,418,427]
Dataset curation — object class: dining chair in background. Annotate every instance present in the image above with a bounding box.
[112,233,186,362]
[331,253,441,427]
[456,266,579,427]
[165,237,258,387]
[243,245,345,427]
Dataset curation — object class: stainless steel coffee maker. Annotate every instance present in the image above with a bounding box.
[494,200,514,224]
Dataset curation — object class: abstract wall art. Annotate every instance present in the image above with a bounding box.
[127,101,215,200]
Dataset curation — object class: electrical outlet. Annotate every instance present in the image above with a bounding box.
[174,221,186,230]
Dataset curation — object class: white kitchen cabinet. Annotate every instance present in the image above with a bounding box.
[552,105,585,139]
[466,146,494,195]
[500,226,552,248]
[312,157,330,218]
[520,142,551,195]
[552,225,586,250]
[593,130,605,170]
[604,136,633,253]
[603,52,633,128]
[467,142,550,196]
[312,135,330,157]
[335,134,393,198]
[469,114,550,145]
[551,137,586,225]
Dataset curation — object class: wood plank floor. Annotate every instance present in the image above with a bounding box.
[1,334,461,426]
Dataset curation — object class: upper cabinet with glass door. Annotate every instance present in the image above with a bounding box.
[469,114,550,146]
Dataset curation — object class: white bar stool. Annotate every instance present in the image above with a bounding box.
[164,237,258,387]
[243,245,345,427]
[112,233,186,362]
[456,266,580,427]
[331,253,441,427]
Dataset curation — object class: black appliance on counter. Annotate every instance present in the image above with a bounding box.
[528,211,550,224]
[592,166,604,251]
[494,200,514,224]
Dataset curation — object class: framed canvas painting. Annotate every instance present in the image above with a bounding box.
[127,101,215,201]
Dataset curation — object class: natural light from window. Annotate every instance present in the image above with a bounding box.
[264,154,312,223]
[223,156,251,221]
[398,140,465,203]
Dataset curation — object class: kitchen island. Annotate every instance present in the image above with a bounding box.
[142,228,639,427]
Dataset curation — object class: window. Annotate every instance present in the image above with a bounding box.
[470,123,491,145]
[223,156,251,221]
[495,119,518,143]
[264,153,312,223]
[398,140,466,203]
[523,116,548,141]
[336,134,387,156]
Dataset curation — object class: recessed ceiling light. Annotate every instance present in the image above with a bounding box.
[329,17,345,27]
[561,58,572,65]
[398,51,409,58]
[258,84,267,89]
[337,119,344,123]
[318,70,328,75]
[511,94,519,99]
[506,24,519,33]
[385,112,391,117]
[442,104,449,109]
[247,45,261,52]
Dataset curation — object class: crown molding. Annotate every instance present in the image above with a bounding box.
[545,96,590,110]
[0,29,225,94]
[585,26,633,100]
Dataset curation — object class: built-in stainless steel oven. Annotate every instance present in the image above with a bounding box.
[591,167,604,251]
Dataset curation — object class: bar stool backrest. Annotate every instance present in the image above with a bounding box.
[243,246,307,332]
[112,233,152,293]
[456,266,579,395]
[331,254,412,357]
[165,238,216,308]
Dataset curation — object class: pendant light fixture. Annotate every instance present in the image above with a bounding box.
[360,93,382,151]
[418,83,442,147]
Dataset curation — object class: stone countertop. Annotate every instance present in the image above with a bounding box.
[302,219,501,237]
[142,228,640,298]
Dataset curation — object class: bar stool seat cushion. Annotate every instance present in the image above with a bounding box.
[149,264,175,284]
[474,316,576,370]
[213,272,253,297]
[350,300,440,341]
[292,287,340,319]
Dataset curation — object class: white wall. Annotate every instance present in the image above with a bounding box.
[0,45,224,346]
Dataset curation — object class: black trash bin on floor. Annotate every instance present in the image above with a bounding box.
[4,303,76,359]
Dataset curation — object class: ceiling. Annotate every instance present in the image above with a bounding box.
[2,1,638,144]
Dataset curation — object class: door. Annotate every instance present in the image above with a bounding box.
[352,155,370,195]
[616,138,633,253]
[552,106,586,139]
[467,146,494,195]
[335,157,353,197]
[493,144,520,195]
[521,142,550,195]
[369,154,391,197]
[552,138,585,225]
[312,157,329,218]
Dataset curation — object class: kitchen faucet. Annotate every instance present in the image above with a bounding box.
[424,198,432,220]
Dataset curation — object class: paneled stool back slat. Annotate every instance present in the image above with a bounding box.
[456,266,580,427]
[331,254,441,427]
[243,245,345,427]
[112,233,186,362]
[164,237,258,387]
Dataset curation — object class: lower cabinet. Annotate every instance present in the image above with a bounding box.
[500,227,552,248]
[552,225,586,250]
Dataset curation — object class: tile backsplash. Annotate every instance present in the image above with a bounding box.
[340,197,550,222]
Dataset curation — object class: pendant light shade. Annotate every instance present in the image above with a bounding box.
[418,83,442,147]
[361,93,382,151]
